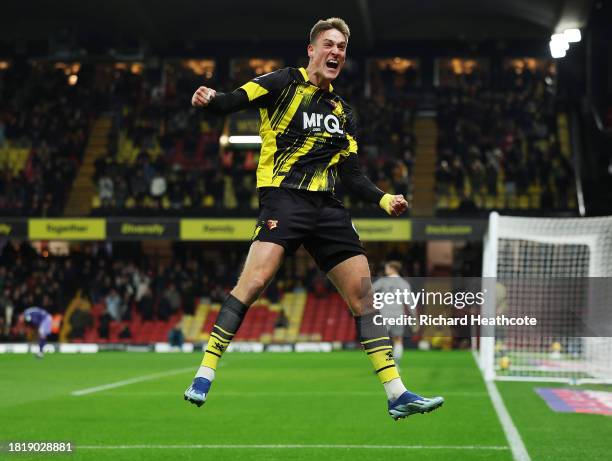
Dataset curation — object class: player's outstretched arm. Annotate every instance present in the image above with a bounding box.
[191,85,250,115]
[338,154,409,216]
[191,68,290,115]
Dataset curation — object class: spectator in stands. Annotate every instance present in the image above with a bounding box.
[181,280,196,316]
[1,287,14,336]
[69,305,93,339]
[105,288,124,321]
[159,282,181,321]
[132,269,151,304]
[274,309,289,328]
[114,177,129,209]
[150,170,167,207]
[458,193,478,214]
[435,160,452,195]
[118,325,132,339]
[486,159,498,196]
[137,286,155,321]
[98,174,114,208]
[470,159,485,195]
[98,309,112,339]
[168,323,184,348]
[129,169,148,205]
[452,157,466,193]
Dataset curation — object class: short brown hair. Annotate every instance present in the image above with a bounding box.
[386,261,402,274]
[309,17,350,44]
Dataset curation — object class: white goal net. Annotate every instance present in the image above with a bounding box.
[478,212,612,383]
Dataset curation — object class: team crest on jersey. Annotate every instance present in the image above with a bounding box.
[266,220,278,230]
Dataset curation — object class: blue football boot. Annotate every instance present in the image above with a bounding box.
[183,377,212,408]
[388,391,444,420]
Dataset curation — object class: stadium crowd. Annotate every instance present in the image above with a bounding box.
[0,62,98,216]
[435,62,574,213]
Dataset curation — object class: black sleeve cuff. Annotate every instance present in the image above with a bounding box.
[338,154,385,204]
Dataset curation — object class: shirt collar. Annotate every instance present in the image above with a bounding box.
[299,67,334,92]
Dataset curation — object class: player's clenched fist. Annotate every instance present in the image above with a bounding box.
[379,194,409,216]
[192,86,217,107]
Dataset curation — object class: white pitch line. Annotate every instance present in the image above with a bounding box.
[78,444,509,450]
[485,380,531,461]
[71,367,193,396]
[99,390,487,397]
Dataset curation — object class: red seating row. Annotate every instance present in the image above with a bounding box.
[300,293,356,342]
[74,294,356,344]
[76,303,181,343]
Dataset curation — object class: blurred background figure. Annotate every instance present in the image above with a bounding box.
[168,322,184,349]
[372,261,413,370]
[21,306,53,358]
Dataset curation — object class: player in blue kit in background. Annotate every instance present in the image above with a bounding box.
[21,306,53,358]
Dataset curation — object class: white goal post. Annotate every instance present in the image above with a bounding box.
[478,212,612,384]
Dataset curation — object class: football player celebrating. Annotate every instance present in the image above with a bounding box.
[185,17,443,420]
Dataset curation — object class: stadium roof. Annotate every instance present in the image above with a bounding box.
[1,0,593,50]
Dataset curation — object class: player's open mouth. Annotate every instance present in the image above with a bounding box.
[326,59,339,69]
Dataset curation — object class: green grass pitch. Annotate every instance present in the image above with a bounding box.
[1,350,610,460]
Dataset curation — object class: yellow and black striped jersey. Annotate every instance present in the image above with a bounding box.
[238,67,358,192]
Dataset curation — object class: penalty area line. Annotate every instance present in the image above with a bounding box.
[77,444,510,450]
[71,367,193,396]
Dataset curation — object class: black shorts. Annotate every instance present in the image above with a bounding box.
[253,187,365,273]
